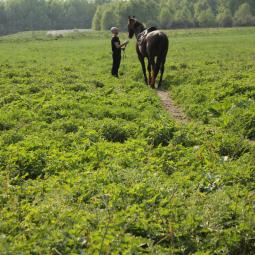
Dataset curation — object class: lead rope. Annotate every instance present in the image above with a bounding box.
[122,48,126,60]
[122,48,127,87]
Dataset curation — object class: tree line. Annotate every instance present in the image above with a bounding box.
[0,0,101,35]
[0,0,255,35]
[93,0,255,30]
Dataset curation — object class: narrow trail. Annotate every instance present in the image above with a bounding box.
[249,140,255,146]
[156,89,189,124]
[156,89,255,146]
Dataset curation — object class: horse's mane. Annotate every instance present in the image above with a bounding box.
[135,22,145,30]
[134,19,143,27]
[129,17,145,31]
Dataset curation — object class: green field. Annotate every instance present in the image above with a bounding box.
[0,28,255,254]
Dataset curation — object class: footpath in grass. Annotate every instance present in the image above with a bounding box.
[163,28,255,142]
[0,29,254,254]
[156,89,189,124]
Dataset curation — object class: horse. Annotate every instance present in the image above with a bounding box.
[128,16,169,88]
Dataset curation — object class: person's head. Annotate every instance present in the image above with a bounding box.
[111,27,119,36]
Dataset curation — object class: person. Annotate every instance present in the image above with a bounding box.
[111,27,128,78]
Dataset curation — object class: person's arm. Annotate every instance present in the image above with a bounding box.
[114,40,129,49]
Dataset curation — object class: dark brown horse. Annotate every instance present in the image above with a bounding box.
[128,16,169,88]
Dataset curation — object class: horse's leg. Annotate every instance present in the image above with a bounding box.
[148,56,156,88]
[147,60,152,85]
[138,55,148,85]
[158,57,166,88]
[152,57,162,88]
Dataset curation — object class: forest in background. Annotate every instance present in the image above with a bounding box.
[0,0,255,35]
[93,0,255,30]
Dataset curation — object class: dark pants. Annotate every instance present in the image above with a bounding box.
[112,53,121,77]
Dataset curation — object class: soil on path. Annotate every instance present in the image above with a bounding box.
[46,29,92,37]
[156,90,255,146]
[157,90,255,146]
[157,89,189,124]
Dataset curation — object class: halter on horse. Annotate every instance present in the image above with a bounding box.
[128,16,169,88]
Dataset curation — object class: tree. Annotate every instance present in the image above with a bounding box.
[92,5,103,30]
[216,9,233,26]
[65,0,96,28]
[174,0,194,28]
[22,0,49,30]
[0,2,7,34]
[216,0,233,26]
[100,5,118,30]
[94,0,111,4]
[1,0,255,35]
[234,3,254,26]
[159,6,174,28]
[194,0,216,27]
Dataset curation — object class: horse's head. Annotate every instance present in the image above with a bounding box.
[128,16,136,39]
[128,16,145,38]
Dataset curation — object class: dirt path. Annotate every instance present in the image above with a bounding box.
[46,29,92,36]
[156,89,189,124]
[156,90,255,146]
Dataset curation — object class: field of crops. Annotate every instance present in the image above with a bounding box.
[0,28,254,254]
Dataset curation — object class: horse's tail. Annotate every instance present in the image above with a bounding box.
[157,33,168,73]
[147,31,169,60]
[159,32,169,59]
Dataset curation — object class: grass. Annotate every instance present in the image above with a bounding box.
[0,28,254,254]
[163,28,255,140]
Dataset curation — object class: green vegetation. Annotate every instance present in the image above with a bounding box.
[0,27,255,254]
[0,0,97,35]
[164,27,255,140]
[1,0,255,36]
[93,0,255,30]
